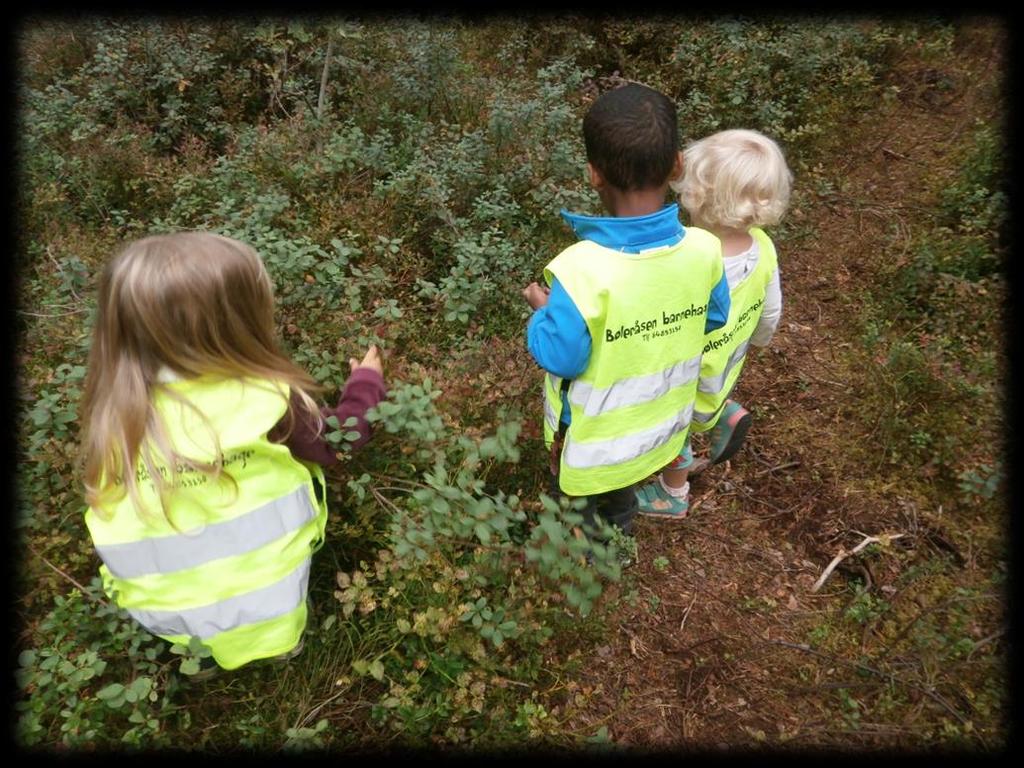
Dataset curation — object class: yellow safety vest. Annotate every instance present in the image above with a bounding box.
[84,376,328,670]
[542,228,724,496]
[691,227,778,431]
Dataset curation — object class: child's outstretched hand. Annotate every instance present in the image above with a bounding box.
[350,344,383,376]
[522,282,550,309]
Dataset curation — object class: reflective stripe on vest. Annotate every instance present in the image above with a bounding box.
[95,485,317,579]
[128,558,310,640]
[84,376,328,669]
[543,373,562,435]
[697,339,750,396]
[563,402,694,469]
[569,352,701,418]
[543,230,723,495]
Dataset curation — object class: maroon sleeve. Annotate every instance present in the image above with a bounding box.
[269,369,387,467]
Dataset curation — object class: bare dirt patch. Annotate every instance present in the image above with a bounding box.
[557,19,1006,750]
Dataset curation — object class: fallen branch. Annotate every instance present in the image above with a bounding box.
[679,592,698,633]
[966,628,1005,661]
[316,38,335,121]
[881,146,910,161]
[27,543,106,604]
[17,307,90,318]
[811,532,905,593]
[754,460,802,477]
[369,485,407,518]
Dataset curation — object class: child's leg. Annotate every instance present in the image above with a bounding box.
[595,485,638,535]
[578,484,638,542]
[661,441,691,492]
[548,424,567,500]
[635,437,692,518]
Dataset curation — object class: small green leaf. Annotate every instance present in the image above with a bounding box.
[474,522,491,544]
[368,660,385,681]
[96,683,125,700]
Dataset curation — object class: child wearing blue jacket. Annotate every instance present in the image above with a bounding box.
[522,83,731,537]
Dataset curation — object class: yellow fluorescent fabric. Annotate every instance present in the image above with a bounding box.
[691,227,778,432]
[84,376,327,669]
[542,227,724,496]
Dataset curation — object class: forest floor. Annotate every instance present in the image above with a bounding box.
[14,19,1007,753]
[510,21,1008,751]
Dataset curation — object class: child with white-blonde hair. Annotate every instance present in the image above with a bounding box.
[637,128,791,517]
[80,231,386,675]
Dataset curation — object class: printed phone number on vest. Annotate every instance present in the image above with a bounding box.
[605,303,707,343]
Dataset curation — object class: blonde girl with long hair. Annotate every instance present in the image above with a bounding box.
[80,231,386,674]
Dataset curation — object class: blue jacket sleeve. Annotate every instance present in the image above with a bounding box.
[704,271,731,333]
[526,279,591,379]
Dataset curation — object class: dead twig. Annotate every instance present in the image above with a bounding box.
[802,370,850,389]
[27,543,106,604]
[966,628,1005,661]
[679,592,698,633]
[316,38,334,121]
[729,482,792,516]
[618,624,650,660]
[296,689,347,730]
[368,485,405,517]
[881,146,911,161]
[17,307,90,318]
[754,460,802,477]
[811,532,905,593]
[686,485,721,515]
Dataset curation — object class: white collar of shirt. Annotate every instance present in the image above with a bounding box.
[723,238,761,289]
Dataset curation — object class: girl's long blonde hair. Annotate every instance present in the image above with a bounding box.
[80,231,323,524]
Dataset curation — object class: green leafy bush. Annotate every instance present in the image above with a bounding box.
[14,577,208,748]
[17,17,999,749]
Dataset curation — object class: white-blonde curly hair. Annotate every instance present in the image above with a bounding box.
[672,129,792,231]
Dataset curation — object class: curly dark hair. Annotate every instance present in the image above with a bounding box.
[582,83,679,191]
